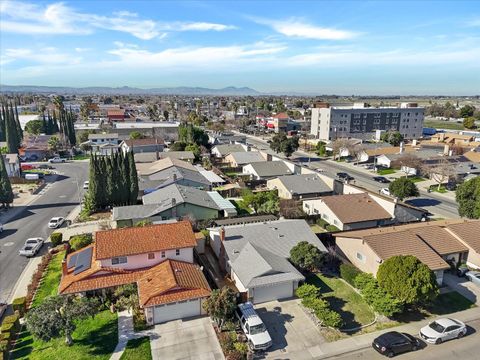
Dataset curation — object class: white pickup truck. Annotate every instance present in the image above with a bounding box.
[19,237,44,257]
[235,302,272,351]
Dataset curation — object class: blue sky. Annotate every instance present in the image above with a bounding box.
[1,0,479,95]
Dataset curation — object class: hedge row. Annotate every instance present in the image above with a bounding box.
[296,284,343,328]
[339,264,362,287]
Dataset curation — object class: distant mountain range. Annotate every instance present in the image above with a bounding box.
[0,85,261,96]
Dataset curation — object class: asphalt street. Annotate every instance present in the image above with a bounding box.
[0,162,89,302]
[328,319,480,360]
[244,135,460,219]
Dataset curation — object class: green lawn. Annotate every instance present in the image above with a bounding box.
[32,251,65,308]
[120,337,152,360]
[377,168,396,175]
[424,120,464,130]
[307,274,375,330]
[408,176,427,183]
[428,291,476,315]
[11,310,118,360]
[310,224,326,234]
[429,185,448,193]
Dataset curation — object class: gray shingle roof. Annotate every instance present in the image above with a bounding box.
[112,204,163,221]
[216,219,326,263]
[275,174,332,195]
[213,144,246,156]
[247,161,293,177]
[231,242,304,287]
[142,184,221,210]
[158,151,195,160]
[142,166,211,188]
[227,151,265,165]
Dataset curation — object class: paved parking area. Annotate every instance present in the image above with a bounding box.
[255,299,325,359]
[443,273,480,305]
[149,316,224,360]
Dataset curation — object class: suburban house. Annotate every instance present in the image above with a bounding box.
[208,132,247,145]
[431,132,476,146]
[224,151,266,167]
[122,183,235,223]
[137,157,211,191]
[208,219,326,303]
[120,138,164,154]
[2,153,20,177]
[107,108,126,122]
[211,144,247,158]
[304,188,428,229]
[88,133,119,154]
[157,151,195,163]
[267,174,332,199]
[334,221,474,285]
[59,221,211,324]
[21,135,53,161]
[443,220,480,269]
[242,161,293,180]
[113,185,237,227]
[463,146,480,163]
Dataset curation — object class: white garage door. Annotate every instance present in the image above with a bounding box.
[252,282,293,304]
[153,298,201,324]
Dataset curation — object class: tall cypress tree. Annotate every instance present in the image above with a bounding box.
[14,101,23,140]
[88,153,98,211]
[0,153,14,207]
[5,104,20,153]
[128,151,138,205]
[41,112,47,135]
[66,108,76,146]
[47,111,54,135]
[0,104,6,142]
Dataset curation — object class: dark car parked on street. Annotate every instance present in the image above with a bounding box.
[373,176,391,183]
[372,331,420,357]
[336,172,354,182]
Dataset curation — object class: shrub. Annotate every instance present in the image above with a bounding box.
[302,296,328,312]
[354,273,376,291]
[50,232,63,247]
[290,241,325,271]
[325,225,340,232]
[0,323,14,334]
[296,284,321,299]
[2,314,20,333]
[315,307,343,328]
[218,331,236,352]
[0,339,9,354]
[233,342,248,354]
[360,276,403,317]
[12,297,26,317]
[226,350,245,360]
[69,233,93,251]
[0,333,10,342]
[340,264,362,287]
[316,218,329,228]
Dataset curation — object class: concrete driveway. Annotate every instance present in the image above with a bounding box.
[443,273,480,305]
[149,316,224,360]
[255,299,325,359]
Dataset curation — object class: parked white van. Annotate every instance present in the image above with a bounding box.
[235,302,272,351]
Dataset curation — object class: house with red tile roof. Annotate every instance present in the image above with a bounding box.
[59,221,211,324]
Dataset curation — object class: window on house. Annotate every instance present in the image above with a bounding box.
[148,253,155,260]
[111,257,127,265]
[322,214,328,220]
[161,251,166,258]
[176,249,180,256]
[356,252,365,262]
[333,219,339,225]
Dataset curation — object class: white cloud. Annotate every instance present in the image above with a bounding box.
[0,0,236,39]
[1,47,81,65]
[255,17,358,40]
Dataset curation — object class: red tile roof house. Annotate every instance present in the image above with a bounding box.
[59,221,211,325]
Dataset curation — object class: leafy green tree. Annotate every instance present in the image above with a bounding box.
[26,295,99,345]
[456,177,480,219]
[281,136,299,157]
[5,103,21,153]
[0,104,6,142]
[25,120,45,135]
[170,141,187,151]
[463,117,476,129]
[185,143,201,160]
[163,110,169,121]
[295,284,320,299]
[460,105,475,118]
[48,136,61,152]
[129,131,144,139]
[270,133,286,153]
[381,131,404,146]
[290,241,324,271]
[202,287,237,327]
[388,177,419,200]
[128,151,139,204]
[316,141,326,156]
[355,273,403,317]
[377,255,439,306]
[0,155,14,207]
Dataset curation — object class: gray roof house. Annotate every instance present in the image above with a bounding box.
[211,144,246,158]
[209,219,326,304]
[267,174,333,199]
[224,151,265,167]
[242,161,293,180]
[157,151,195,162]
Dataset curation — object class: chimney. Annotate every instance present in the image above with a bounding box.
[247,145,251,152]
[219,227,225,242]
[62,259,68,276]
[172,198,177,218]
[173,173,177,181]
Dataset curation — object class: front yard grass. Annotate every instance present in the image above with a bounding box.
[32,251,65,307]
[429,185,448,193]
[427,291,475,315]
[408,176,427,183]
[230,199,253,215]
[307,274,375,330]
[377,168,396,175]
[11,310,118,360]
[309,224,326,234]
[120,337,152,360]
[424,120,464,130]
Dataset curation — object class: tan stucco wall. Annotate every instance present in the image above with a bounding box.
[267,178,292,199]
[335,236,382,275]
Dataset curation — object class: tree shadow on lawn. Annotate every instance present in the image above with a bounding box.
[76,318,119,356]
[306,274,333,294]
[323,296,362,334]
[10,330,35,359]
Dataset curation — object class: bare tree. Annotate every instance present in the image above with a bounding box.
[350,144,366,165]
[427,157,456,190]
[331,138,352,160]
[394,153,423,177]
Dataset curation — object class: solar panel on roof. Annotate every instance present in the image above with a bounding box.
[67,253,79,269]
[73,247,93,275]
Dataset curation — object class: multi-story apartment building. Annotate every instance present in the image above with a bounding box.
[310,102,424,141]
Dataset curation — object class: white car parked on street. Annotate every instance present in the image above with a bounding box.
[48,157,66,163]
[380,188,391,196]
[48,217,65,229]
[19,237,44,257]
[419,318,467,344]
